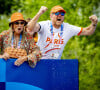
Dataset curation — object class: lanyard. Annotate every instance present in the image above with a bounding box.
[50,22,63,44]
[11,33,22,48]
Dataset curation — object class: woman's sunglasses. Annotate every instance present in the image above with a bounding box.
[53,12,65,16]
[14,21,25,25]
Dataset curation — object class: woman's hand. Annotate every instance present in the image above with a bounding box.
[0,53,10,60]
[0,55,2,58]
[14,56,28,66]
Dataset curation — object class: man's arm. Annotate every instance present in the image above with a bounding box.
[27,6,48,33]
[80,15,98,36]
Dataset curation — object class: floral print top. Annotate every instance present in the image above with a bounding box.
[0,29,41,68]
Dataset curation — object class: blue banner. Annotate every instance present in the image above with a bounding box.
[0,58,79,90]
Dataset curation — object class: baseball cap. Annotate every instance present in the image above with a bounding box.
[50,5,66,14]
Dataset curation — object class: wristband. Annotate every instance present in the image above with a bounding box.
[92,24,97,27]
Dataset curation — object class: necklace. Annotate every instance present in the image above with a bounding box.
[11,33,22,48]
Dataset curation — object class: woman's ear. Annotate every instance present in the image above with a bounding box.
[11,24,14,32]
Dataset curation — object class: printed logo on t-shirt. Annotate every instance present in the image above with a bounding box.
[45,33,64,49]
[46,37,64,44]
[46,33,64,44]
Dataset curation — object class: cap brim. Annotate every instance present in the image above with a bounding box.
[59,10,66,13]
[51,9,66,14]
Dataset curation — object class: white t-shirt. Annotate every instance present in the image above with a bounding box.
[37,20,82,59]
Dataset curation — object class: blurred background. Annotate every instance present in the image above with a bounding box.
[0,0,100,89]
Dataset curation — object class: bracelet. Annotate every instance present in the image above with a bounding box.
[27,54,37,68]
[92,24,97,27]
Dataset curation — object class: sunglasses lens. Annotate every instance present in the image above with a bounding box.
[61,12,65,16]
[14,22,19,25]
[21,22,24,25]
[55,12,60,15]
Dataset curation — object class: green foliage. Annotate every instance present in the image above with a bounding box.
[0,15,9,32]
[0,0,21,14]
[0,0,100,89]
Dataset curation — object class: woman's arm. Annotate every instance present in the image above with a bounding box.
[27,38,41,68]
[14,38,41,68]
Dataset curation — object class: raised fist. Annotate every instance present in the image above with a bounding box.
[89,15,98,25]
[38,6,48,15]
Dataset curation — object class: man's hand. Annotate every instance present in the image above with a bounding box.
[89,15,98,25]
[0,53,10,60]
[38,6,48,15]
[80,15,98,36]
[27,6,48,32]
[14,56,28,66]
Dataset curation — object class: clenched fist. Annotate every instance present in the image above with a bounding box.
[89,15,98,25]
[38,6,48,15]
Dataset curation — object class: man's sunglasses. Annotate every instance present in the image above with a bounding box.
[14,21,25,25]
[53,12,65,16]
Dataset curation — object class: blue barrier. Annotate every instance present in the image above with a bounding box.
[0,58,79,90]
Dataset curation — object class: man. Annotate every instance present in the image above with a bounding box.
[27,5,98,59]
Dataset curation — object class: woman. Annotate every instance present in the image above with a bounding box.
[0,12,41,68]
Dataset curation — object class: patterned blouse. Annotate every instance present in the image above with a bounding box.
[0,29,41,68]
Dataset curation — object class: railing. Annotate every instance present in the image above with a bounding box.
[0,58,79,90]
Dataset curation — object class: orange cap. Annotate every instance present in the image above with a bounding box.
[50,5,66,14]
[9,12,27,26]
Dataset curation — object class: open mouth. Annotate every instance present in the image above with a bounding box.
[57,19,61,21]
[18,28,21,30]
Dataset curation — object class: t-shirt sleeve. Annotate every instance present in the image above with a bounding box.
[65,23,83,36]
[38,21,47,34]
